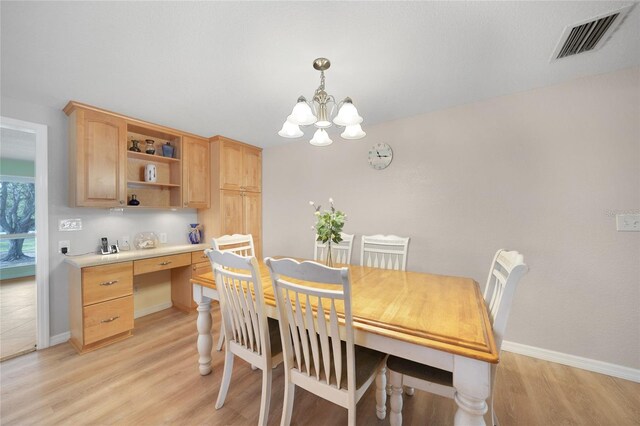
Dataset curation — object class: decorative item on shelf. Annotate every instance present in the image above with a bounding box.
[129,140,141,152]
[145,139,155,154]
[188,223,203,244]
[310,198,346,266]
[279,58,366,146]
[144,164,157,183]
[162,141,174,158]
[128,194,140,206]
[134,232,159,249]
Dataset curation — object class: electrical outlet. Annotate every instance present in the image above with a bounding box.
[58,240,70,254]
[59,218,82,231]
[121,235,130,246]
[159,233,167,244]
[616,214,640,231]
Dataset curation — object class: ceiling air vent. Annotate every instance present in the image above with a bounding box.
[550,5,634,61]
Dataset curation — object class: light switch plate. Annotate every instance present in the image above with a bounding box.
[616,214,640,232]
[59,218,82,231]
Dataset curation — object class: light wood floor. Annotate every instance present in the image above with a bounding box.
[1,307,638,425]
[0,276,36,361]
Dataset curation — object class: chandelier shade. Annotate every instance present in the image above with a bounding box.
[279,58,366,146]
[278,119,304,138]
[309,129,333,146]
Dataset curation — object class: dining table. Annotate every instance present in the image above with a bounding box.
[191,260,498,426]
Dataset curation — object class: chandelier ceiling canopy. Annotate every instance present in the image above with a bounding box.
[279,58,366,146]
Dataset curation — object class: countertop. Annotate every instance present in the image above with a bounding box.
[64,243,210,268]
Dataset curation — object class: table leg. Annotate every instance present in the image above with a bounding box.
[375,364,387,419]
[196,297,213,376]
[389,369,403,426]
[453,355,490,426]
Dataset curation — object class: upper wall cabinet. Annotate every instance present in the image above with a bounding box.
[65,106,128,208]
[64,102,210,209]
[182,136,210,209]
[218,136,262,193]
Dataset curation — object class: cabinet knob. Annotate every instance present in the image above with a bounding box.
[101,316,120,323]
[159,261,172,266]
[184,202,188,206]
[99,280,118,286]
[119,200,124,205]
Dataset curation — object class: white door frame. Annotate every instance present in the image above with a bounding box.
[0,116,50,349]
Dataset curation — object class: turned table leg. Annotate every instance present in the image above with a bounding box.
[453,355,490,426]
[196,297,213,376]
[375,364,387,419]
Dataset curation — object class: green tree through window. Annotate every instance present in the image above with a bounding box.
[0,180,35,263]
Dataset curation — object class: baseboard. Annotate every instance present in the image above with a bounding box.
[502,340,640,383]
[134,302,173,319]
[49,331,70,346]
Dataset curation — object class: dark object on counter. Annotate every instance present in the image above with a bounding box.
[128,194,140,206]
[129,140,141,152]
[162,142,174,158]
[145,139,155,154]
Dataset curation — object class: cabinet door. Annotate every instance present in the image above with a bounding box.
[220,141,244,191]
[75,109,127,207]
[243,147,262,192]
[182,136,210,208]
[220,190,244,235]
[244,191,262,258]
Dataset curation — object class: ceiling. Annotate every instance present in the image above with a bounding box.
[1,1,639,148]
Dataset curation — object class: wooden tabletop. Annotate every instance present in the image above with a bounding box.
[191,261,498,363]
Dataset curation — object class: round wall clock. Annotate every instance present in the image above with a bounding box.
[368,143,393,170]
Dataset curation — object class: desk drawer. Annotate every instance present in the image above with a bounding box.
[82,262,133,306]
[191,250,209,264]
[83,296,133,345]
[134,253,191,275]
[192,261,211,276]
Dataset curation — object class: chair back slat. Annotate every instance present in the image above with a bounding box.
[266,258,353,391]
[314,232,355,265]
[212,234,255,257]
[361,234,410,271]
[206,249,269,356]
[482,249,529,350]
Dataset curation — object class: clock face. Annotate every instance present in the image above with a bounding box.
[368,143,393,170]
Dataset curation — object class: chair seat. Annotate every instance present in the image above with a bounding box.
[295,339,386,390]
[267,317,282,357]
[386,355,453,387]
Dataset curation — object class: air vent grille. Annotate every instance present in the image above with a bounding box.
[556,14,619,59]
[551,5,633,61]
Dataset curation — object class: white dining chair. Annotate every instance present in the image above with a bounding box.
[313,232,355,265]
[205,249,283,426]
[265,257,387,426]
[211,234,256,351]
[360,234,410,271]
[385,249,529,426]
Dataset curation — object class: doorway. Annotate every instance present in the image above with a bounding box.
[0,116,49,360]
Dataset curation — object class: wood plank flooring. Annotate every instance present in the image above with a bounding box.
[1,307,638,425]
[0,276,36,361]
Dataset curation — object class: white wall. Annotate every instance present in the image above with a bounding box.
[1,96,200,336]
[263,67,640,370]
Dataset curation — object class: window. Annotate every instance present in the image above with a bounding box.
[0,175,36,269]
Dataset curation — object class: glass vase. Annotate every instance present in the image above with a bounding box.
[325,241,333,267]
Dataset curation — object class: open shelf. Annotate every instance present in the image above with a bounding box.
[127,151,180,164]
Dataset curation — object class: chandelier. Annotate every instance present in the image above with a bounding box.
[278,58,366,146]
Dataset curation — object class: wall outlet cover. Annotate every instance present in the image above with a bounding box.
[58,240,70,253]
[616,214,640,232]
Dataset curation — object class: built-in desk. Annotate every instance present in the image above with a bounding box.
[65,244,209,353]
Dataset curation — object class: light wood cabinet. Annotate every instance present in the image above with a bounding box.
[182,136,211,208]
[199,136,263,258]
[64,101,210,209]
[219,137,262,192]
[69,262,135,353]
[66,107,127,207]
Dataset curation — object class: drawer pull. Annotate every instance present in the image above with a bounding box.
[99,280,118,286]
[159,261,172,266]
[101,316,120,323]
